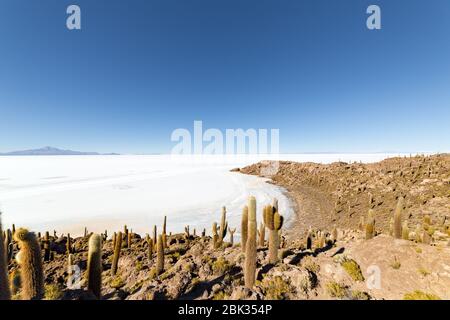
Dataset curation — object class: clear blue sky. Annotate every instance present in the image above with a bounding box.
[0,0,449,154]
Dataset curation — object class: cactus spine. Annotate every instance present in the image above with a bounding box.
[393,197,404,239]
[156,234,164,275]
[14,228,44,300]
[263,204,284,264]
[244,196,257,289]
[87,234,102,299]
[111,232,122,276]
[0,213,11,300]
[365,209,375,240]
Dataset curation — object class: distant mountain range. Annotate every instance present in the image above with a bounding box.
[0,146,119,156]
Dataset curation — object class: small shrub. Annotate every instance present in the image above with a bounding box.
[212,291,228,300]
[44,284,63,300]
[326,281,347,299]
[260,276,291,300]
[417,268,430,277]
[135,261,143,272]
[303,257,320,273]
[351,290,371,300]
[110,276,125,289]
[390,257,401,270]
[341,258,364,282]
[403,290,440,300]
[212,257,231,276]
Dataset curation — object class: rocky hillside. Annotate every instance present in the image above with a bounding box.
[237,154,450,236]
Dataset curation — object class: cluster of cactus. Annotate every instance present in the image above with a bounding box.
[0,214,11,300]
[14,228,44,300]
[263,199,284,264]
[244,196,257,288]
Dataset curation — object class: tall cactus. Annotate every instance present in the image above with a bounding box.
[218,207,228,246]
[14,228,44,300]
[244,196,257,289]
[241,206,248,252]
[212,222,219,249]
[0,213,11,300]
[152,225,157,249]
[43,231,51,262]
[402,222,410,240]
[5,229,13,262]
[331,226,338,242]
[87,234,102,299]
[163,216,167,235]
[365,209,375,240]
[66,233,72,254]
[127,231,132,249]
[67,253,74,288]
[184,226,190,246]
[147,236,153,259]
[389,218,394,236]
[306,227,313,250]
[228,227,236,246]
[263,204,284,264]
[393,196,404,239]
[258,222,265,247]
[111,232,122,276]
[156,234,164,275]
